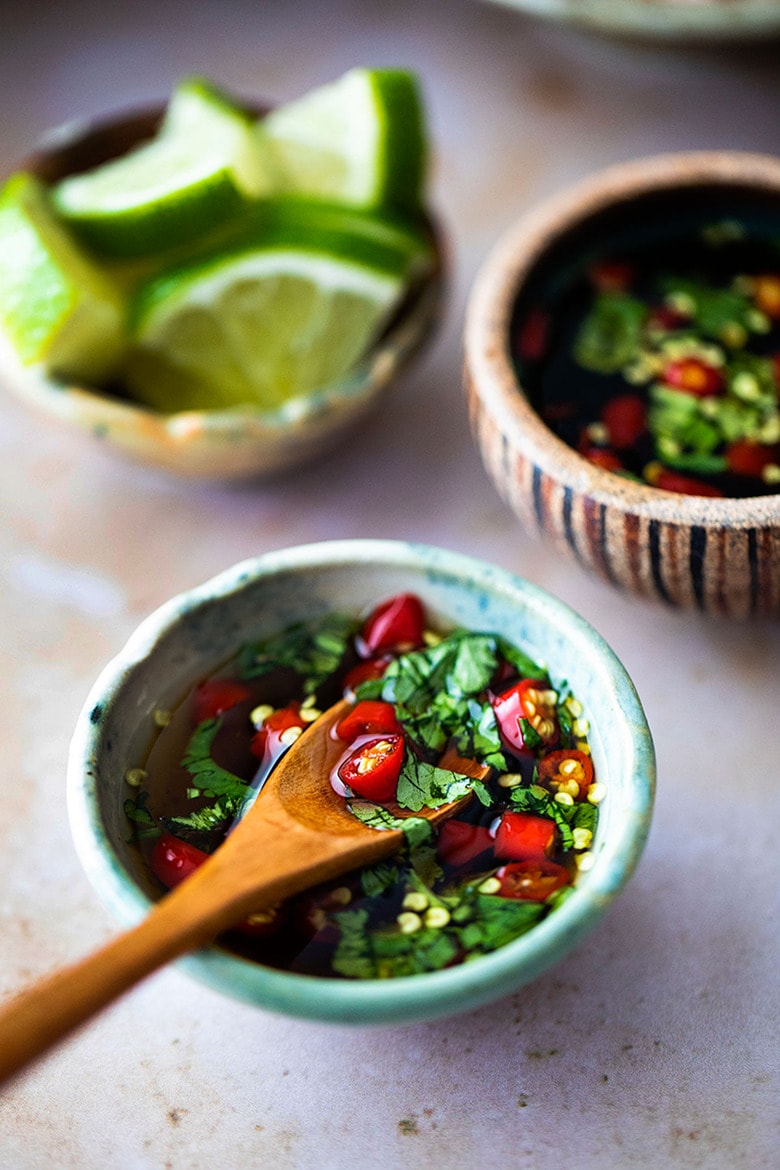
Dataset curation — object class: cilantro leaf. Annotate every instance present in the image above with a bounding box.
[395,754,478,812]
[458,894,546,952]
[239,612,357,694]
[181,718,251,800]
[574,292,646,374]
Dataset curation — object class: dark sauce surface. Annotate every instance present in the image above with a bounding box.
[512,191,780,498]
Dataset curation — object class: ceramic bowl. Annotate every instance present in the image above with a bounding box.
[465,151,780,619]
[483,0,780,41]
[67,539,654,1026]
[0,107,444,479]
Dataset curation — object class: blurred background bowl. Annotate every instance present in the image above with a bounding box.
[481,0,780,41]
[67,539,655,1026]
[0,106,445,480]
[464,151,780,619]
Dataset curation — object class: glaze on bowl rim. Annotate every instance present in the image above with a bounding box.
[67,540,655,1026]
[464,150,780,531]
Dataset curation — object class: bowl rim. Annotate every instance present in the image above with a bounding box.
[464,149,780,527]
[66,539,655,1025]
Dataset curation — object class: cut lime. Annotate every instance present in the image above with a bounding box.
[52,77,275,259]
[125,234,409,413]
[224,198,434,280]
[263,68,427,211]
[0,171,126,382]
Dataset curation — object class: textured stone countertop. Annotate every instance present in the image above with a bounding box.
[1,2,778,1167]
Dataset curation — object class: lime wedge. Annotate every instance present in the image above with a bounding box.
[124,229,409,413]
[52,77,274,259]
[263,68,427,211]
[0,171,126,382]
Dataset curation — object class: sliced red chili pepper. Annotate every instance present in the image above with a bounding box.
[337,734,404,802]
[193,678,252,723]
[150,834,209,889]
[342,654,394,694]
[359,593,425,655]
[336,700,401,741]
[726,439,779,479]
[437,820,494,869]
[601,392,646,450]
[493,811,557,863]
[662,357,723,397]
[515,308,549,362]
[491,678,558,754]
[495,860,571,901]
[653,469,725,497]
[150,834,283,937]
[250,701,307,761]
[753,275,780,319]
[587,260,634,292]
[580,444,625,472]
[647,305,690,331]
[537,748,594,801]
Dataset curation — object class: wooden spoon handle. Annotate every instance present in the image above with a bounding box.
[0,870,249,1086]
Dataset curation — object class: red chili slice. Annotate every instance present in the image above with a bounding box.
[150,834,209,889]
[193,678,252,723]
[726,439,779,479]
[753,275,780,319]
[515,308,549,362]
[359,593,425,655]
[342,654,394,694]
[537,748,594,800]
[437,820,494,869]
[491,678,558,754]
[250,702,307,761]
[580,443,625,473]
[493,811,557,863]
[601,392,646,450]
[496,860,571,901]
[653,469,725,497]
[337,734,404,802]
[150,834,283,937]
[587,260,634,292]
[662,357,723,397]
[336,700,401,741]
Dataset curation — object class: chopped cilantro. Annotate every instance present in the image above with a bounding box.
[239,612,357,694]
[181,717,251,800]
[574,292,646,374]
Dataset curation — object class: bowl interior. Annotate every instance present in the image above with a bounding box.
[67,540,655,1025]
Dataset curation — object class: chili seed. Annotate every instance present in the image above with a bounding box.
[153,708,171,728]
[573,827,593,850]
[588,782,607,804]
[402,891,429,913]
[124,767,147,787]
[250,703,274,728]
[424,907,451,930]
[554,792,574,806]
[497,772,524,788]
[478,877,502,895]
[397,912,422,935]
[279,726,303,747]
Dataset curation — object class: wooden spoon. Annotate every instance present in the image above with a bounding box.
[0,698,484,1085]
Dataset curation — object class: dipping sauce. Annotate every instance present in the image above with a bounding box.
[512,215,780,497]
[124,594,603,979]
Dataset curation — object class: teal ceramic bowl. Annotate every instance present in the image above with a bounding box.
[67,540,655,1026]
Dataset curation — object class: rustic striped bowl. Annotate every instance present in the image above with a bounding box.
[464,152,780,619]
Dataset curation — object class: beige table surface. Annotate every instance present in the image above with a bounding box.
[1,2,779,1167]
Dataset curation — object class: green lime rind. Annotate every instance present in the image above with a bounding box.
[0,171,127,382]
[128,198,431,329]
[51,77,274,260]
[125,242,408,413]
[367,69,427,212]
[263,67,427,212]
